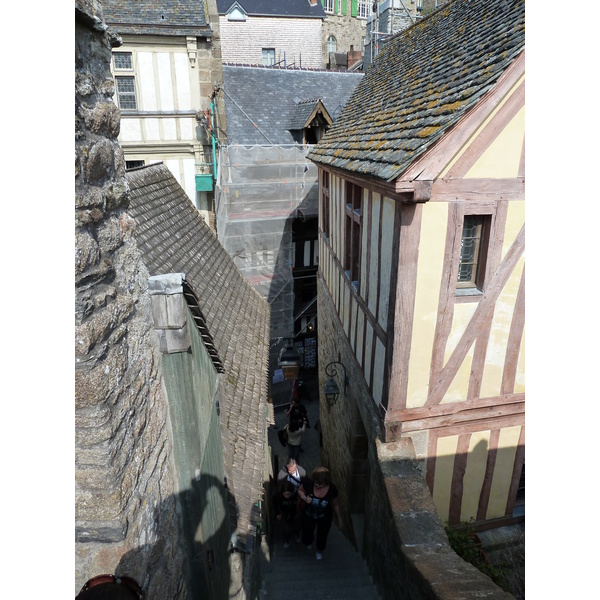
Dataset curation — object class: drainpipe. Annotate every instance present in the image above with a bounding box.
[210,98,217,181]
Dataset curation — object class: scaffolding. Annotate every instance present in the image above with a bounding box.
[215,144,319,340]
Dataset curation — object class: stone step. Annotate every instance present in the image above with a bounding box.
[261,524,381,600]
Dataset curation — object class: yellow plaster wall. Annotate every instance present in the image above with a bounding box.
[407,202,448,408]
[441,302,477,403]
[440,74,525,179]
[432,435,459,524]
[481,256,524,397]
[465,105,525,179]
[515,328,525,392]
[460,430,491,521]
[486,426,521,519]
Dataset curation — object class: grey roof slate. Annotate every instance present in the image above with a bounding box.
[217,0,325,18]
[309,0,526,182]
[222,65,363,145]
[125,163,271,542]
[102,0,211,36]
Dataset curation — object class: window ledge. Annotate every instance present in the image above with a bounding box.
[455,288,483,297]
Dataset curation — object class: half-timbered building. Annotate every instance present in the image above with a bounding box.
[309,0,525,528]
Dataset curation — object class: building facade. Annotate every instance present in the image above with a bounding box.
[102,0,226,226]
[217,0,325,68]
[320,0,372,69]
[309,0,525,538]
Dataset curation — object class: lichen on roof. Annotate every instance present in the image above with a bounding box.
[308,0,525,182]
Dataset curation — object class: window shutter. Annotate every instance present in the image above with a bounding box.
[351,0,357,17]
[343,0,347,15]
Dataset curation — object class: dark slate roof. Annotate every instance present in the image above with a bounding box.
[217,0,325,18]
[309,0,526,181]
[222,65,363,145]
[102,0,211,37]
[125,163,271,542]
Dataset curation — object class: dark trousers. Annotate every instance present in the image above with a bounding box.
[279,514,301,543]
[301,514,332,552]
[288,443,301,463]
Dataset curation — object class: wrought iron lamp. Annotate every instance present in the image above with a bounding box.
[278,339,301,380]
[323,361,348,407]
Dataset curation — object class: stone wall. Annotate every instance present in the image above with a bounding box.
[75,1,185,596]
[322,14,367,68]
[317,276,514,599]
[219,16,322,68]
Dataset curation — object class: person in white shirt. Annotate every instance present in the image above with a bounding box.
[277,457,307,490]
[284,417,307,462]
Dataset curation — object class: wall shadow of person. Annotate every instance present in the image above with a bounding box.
[80,473,239,600]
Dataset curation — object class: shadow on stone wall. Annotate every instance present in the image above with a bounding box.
[114,473,237,600]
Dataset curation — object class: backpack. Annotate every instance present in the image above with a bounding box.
[277,427,288,447]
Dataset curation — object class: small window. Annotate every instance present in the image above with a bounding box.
[262,48,275,66]
[321,170,330,240]
[115,76,138,110]
[357,0,371,19]
[126,160,145,170]
[323,0,334,14]
[345,181,362,285]
[327,35,337,54]
[457,214,491,291]
[113,52,133,70]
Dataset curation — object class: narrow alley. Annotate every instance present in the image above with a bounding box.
[263,372,381,600]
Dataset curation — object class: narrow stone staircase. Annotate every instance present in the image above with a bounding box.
[260,525,381,600]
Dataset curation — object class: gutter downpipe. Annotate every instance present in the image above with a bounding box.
[210,98,217,181]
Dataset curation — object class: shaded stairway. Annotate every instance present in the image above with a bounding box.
[260,525,381,600]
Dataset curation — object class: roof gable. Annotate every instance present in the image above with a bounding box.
[289,98,333,130]
[217,0,325,18]
[309,0,525,182]
[226,1,247,20]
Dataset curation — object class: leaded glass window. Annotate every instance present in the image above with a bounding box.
[457,214,490,290]
[114,52,133,70]
[116,76,137,110]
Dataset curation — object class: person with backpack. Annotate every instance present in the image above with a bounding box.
[277,457,306,491]
[284,416,307,463]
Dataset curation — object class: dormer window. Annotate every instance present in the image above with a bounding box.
[226,2,247,21]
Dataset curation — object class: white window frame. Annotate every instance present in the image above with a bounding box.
[262,48,276,66]
[323,0,334,14]
[113,51,138,111]
[357,0,371,19]
[327,35,337,54]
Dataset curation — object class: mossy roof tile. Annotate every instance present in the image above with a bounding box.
[308,0,525,182]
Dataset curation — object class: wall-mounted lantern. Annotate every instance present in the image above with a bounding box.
[278,339,301,380]
[323,361,348,407]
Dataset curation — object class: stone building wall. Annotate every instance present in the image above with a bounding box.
[322,14,367,68]
[74,1,185,596]
[219,16,322,68]
[317,277,514,599]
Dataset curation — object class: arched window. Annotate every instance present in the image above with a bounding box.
[327,35,337,54]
